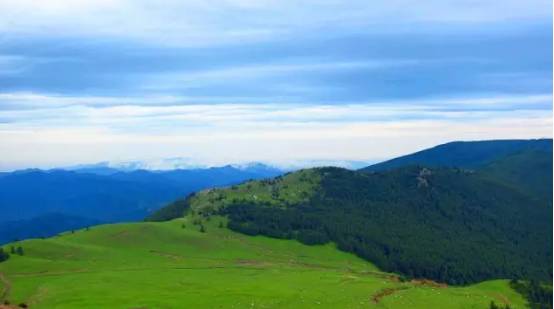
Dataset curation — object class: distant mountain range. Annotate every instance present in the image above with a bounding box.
[63,157,213,173]
[61,158,373,174]
[150,138,553,285]
[0,213,100,244]
[0,163,284,244]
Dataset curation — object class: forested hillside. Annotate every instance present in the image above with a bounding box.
[480,149,553,200]
[362,139,552,172]
[150,143,553,286]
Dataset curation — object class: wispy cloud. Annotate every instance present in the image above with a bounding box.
[0,109,550,171]
[0,1,550,170]
[0,91,551,170]
[141,59,427,91]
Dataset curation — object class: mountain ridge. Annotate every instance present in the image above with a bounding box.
[361,138,552,172]
[148,139,553,285]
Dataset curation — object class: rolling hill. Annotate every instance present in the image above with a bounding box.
[0,218,528,308]
[149,164,552,286]
[1,139,551,308]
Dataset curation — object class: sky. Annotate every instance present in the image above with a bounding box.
[0,0,552,170]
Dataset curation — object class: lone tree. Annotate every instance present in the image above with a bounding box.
[0,248,9,262]
[199,225,206,233]
[16,246,24,256]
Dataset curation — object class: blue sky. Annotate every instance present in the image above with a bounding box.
[0,0,552,170]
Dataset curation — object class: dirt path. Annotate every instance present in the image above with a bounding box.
[0,272,11,301]
[371,286,409,304]
[491,292,511,306]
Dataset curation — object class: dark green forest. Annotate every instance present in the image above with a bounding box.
[510,280,553,309]
[362,139,552,172]
[223,166,552,285]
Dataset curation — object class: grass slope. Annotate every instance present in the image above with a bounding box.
[0,218,526,308]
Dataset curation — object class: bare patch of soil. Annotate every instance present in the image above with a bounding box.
[411,279,448,288]
[371,287,408,303]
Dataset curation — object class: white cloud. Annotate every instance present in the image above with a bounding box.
[0,113,550,171]
[0,91,551,170]
[0,92,551,129]
[0,2,550,171]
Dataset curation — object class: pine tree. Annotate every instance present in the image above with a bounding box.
[16,246,24,256]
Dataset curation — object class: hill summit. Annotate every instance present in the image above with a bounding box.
[150,139,553,285]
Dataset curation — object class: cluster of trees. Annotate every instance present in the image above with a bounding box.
[223,167,552,285]
[0,245,24,263]
[191,217,207,233]
[10,246,24,256]
[510,280,553,309]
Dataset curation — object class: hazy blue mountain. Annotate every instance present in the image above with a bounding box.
[0,213,100,245]
[0,164,284,242]
[0,169,179,222]
[66,159,372,174]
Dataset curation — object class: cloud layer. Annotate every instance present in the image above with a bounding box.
[0,92,551,170]
[0,1,551,170]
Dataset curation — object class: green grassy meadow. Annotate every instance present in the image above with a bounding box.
[190,169,321,214]
[0,216,527,308]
